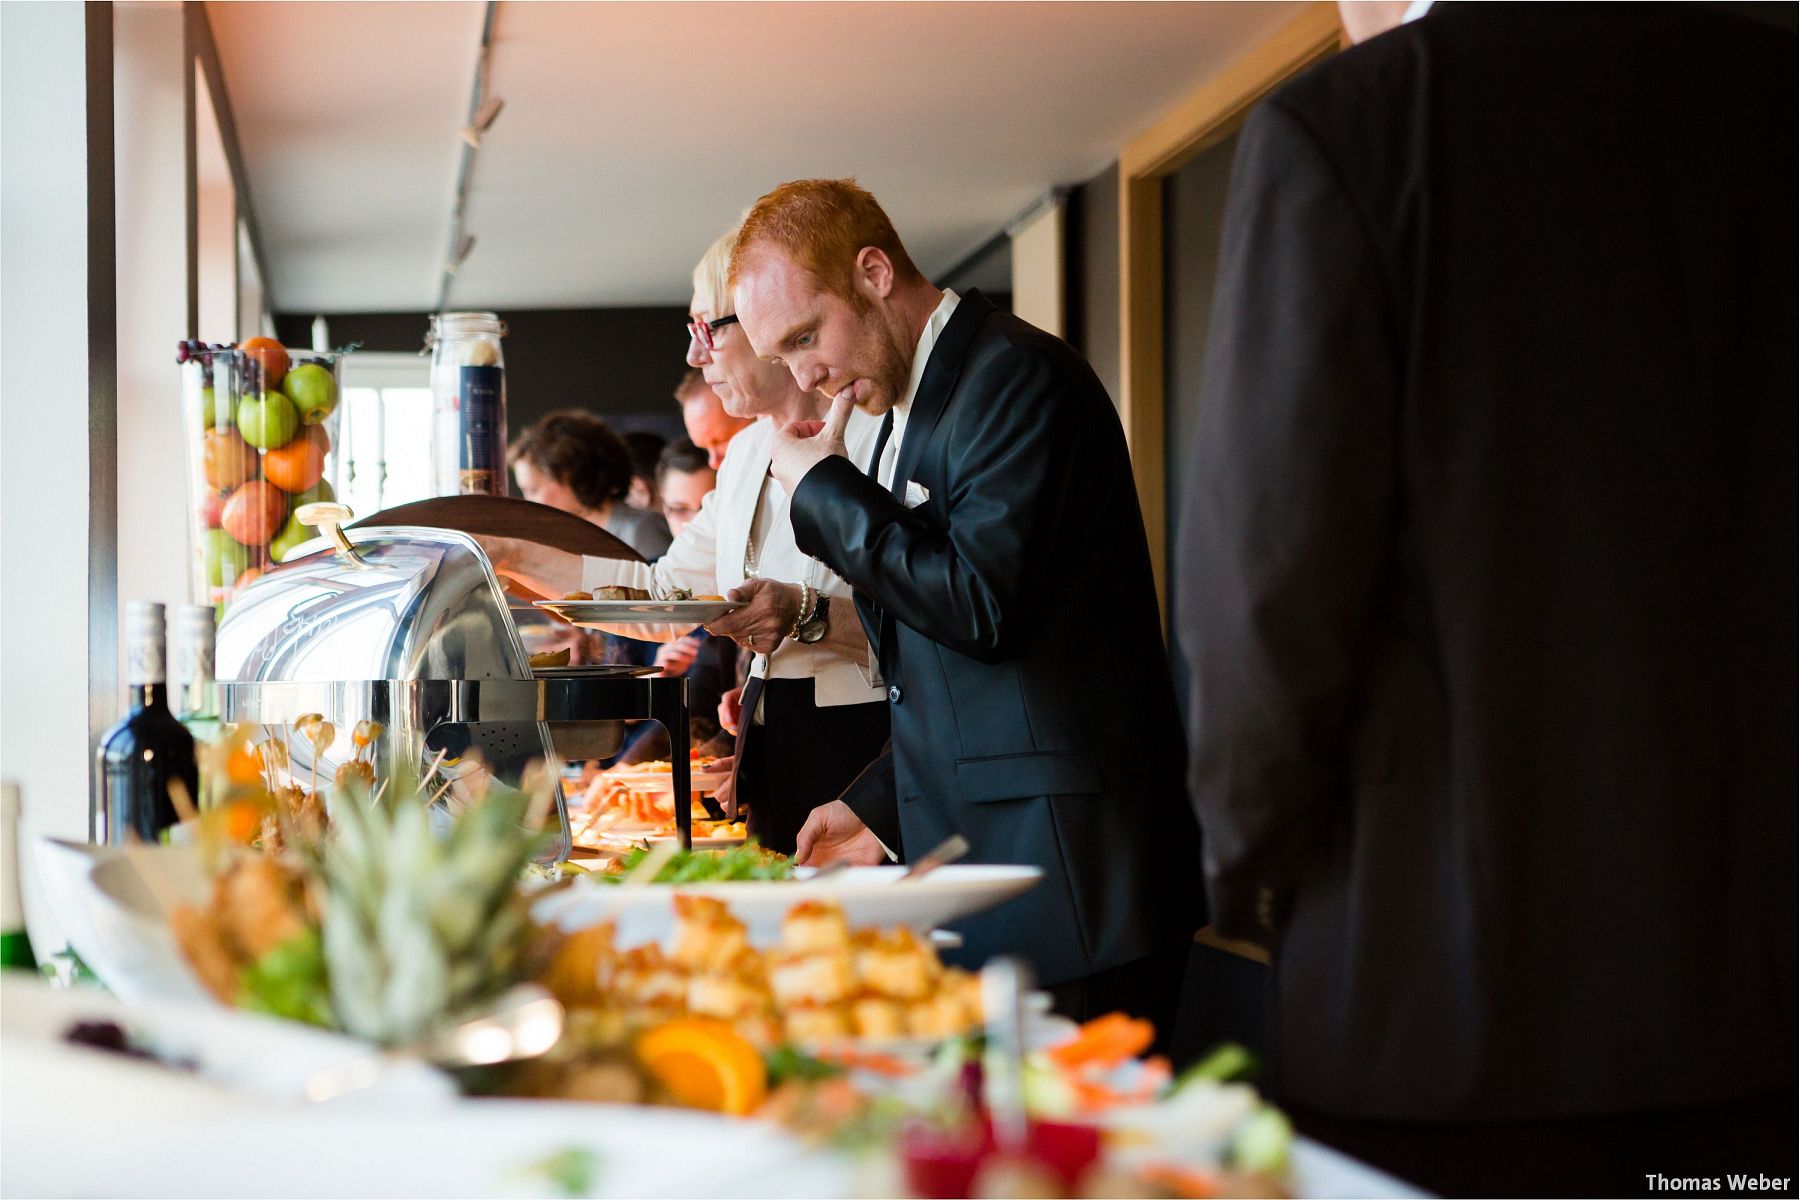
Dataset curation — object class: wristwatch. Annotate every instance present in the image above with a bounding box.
[794,594,831,645]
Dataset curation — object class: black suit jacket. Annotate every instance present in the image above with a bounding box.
[792,291,1202,987]
[1179,4,1797,1120]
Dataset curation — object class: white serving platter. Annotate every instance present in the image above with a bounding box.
[531,863,1042,950]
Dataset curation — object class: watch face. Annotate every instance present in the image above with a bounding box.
[798,620,827,644]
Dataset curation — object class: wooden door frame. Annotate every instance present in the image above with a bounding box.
[1117,3,1344,610]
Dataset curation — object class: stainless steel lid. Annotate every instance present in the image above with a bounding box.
[215,526,572,859]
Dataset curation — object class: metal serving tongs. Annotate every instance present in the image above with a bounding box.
[296,501,368,567]
[900,833,970,881]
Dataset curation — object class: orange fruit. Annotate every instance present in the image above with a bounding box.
[264,434,325,493]
[241,336,290,388]
[636,1018,767,1115]
[202,427,256,489]
[223,737,264,786]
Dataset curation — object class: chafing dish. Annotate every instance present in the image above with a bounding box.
[213,516,696,857]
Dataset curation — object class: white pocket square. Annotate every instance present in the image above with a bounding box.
[903,481,931,510]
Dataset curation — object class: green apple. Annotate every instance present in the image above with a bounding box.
[269,510,315,562]
[282,363,337,425]
[236,391,299,450]
[295,478,335,507]
[197,385,230,430]
[200,527,250,588]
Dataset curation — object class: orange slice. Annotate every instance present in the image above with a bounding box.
[636,1018,768,1116]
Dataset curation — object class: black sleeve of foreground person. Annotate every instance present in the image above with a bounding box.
[788,344,1086,665]
[1175,98,1401,940]
[835,740,901,859]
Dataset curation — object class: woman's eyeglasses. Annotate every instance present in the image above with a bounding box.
[687,313,739,351]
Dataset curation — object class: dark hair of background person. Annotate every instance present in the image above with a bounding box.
[623,430,668,484]
[655,438,711,484]
[507,410,634,509]
[672,367,711,405]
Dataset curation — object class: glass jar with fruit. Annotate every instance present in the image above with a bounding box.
[179,336,343,611]
[427,311,509,497]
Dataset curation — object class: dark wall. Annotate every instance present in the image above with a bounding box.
[1068,162,1121,408]
[274,306,693,441]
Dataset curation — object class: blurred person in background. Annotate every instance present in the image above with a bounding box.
[622,429,668,512]
[481,227,890,854]
[675,368,752,470]
[654,438,714,538]
[1178,3,1796,1194]
[509,410,672,561]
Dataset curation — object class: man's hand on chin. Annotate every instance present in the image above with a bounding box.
[770,391,855,493]
[793,799,885,867]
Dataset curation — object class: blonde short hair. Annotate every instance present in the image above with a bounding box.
[691,226,739,319]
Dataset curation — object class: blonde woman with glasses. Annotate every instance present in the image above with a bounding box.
[480,227,890,855]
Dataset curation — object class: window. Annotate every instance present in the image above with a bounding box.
[334,352,435,519]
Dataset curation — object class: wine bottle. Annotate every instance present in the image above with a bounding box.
[175,604,223,753]
[1,783,34,971]
[94,602,199,844]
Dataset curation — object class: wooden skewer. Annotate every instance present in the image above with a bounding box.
[418,748,450,795]
[426,775,457,808]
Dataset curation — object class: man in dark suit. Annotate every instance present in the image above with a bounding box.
[1179,3,1796,1193]
[728,179,1201,1023]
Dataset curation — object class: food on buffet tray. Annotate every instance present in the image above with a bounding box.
[170,733,553,1045]
[529,648,572,668]
[561,591,593,600]
[171,854,328,1024]
[593,843,794,884]
[619,755,721,774]
[566,761,733,848]
[757,1024,1295,1199]
[536,898,983,1053]
[596,585,651,601]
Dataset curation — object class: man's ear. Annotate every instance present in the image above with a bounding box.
[854,247,896,301]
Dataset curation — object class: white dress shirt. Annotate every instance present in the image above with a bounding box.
[875,289,962,492]
[577,411,888,710]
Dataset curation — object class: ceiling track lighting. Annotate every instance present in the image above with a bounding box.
[446,234,477,275]
[437,1,501,311]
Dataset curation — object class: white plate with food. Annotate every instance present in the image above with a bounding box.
[534,862,1043,950]
[535,598,742,626]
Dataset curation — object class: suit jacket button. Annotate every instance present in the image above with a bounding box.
[887,684,903,704]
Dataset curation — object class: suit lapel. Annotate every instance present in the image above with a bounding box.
[887,289,995,500]
[868,290,996,681]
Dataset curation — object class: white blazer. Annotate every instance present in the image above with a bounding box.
[579,412,887,709]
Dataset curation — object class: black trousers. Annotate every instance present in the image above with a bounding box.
[1046,941,1190,1058]
[1286,1089,1799,1198]
[737,679,889,856]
